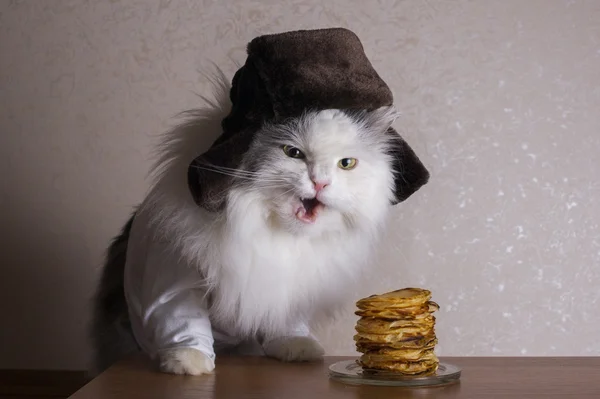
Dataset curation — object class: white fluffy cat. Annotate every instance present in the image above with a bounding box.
[90,74,427,376]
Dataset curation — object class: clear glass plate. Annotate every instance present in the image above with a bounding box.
[329,359,462,387]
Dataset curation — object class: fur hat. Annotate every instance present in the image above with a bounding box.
[188,28,429,211]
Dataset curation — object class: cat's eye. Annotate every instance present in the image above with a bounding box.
[283,145,305,159]
[338,158,358,170]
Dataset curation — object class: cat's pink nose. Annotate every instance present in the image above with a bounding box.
[312,180,329,192]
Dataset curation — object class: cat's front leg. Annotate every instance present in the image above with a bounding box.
[261,321,325,362]
[263,336,325,362]
[138,284,216,376]
[158,347,215,375]
[130,239,218,376]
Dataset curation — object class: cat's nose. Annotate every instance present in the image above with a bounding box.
[312,180,330,193]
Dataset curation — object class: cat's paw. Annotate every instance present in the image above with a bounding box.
[263,336,325,362]
[158,348,215,375]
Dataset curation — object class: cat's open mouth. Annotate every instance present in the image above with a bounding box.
[296,197,324,223]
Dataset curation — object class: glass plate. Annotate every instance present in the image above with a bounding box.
[329,359,462,387]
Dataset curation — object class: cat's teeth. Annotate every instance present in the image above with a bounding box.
[295,207,316,224]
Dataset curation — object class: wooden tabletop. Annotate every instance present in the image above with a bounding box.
[69,355,600,399]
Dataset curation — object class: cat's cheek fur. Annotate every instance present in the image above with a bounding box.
[158,348,215,375]
[263,336,325,362]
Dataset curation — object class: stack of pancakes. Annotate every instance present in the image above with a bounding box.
[353,288,440,375]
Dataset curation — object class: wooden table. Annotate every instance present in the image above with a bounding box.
[69,355,600,398]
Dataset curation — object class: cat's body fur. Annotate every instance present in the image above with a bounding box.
[90,74,413,376]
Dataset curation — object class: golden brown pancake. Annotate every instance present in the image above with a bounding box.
[359,347,435,362]
[354,330,436,344]
[355,337,438,353]
[355,316,435,333]
[355,301,440,318]
[356,288,432,309]
[354,326,433,342]
[360,340,437,355]
[360,355,440,375]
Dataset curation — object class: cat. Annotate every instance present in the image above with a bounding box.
[89,73,427,376]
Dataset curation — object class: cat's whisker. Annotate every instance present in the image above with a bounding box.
[255,185,288,191]
[194,165,260,178]
[199,164,264,177]
[191,164,258,176]
[190,165,286,183]
[272,187,296,200]
[189,166,256,180]
[197,165,286,181]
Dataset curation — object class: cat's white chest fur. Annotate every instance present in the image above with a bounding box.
[202,190,376,338]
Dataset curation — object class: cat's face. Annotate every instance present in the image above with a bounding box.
[239,108,398,235]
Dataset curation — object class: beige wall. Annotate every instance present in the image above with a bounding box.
[1,0,599,370]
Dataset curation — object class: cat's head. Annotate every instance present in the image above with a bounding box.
[219,107,429,235]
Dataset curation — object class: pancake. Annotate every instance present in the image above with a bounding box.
[354,330,436,344]
[359,339,437,355]
[356,288,431,309]
[359,347,436,362]
[355,336,438,352]
[355,301,439,319]
[355,316,435,333]
[353,287,440,376]
[355,320,432,334]
[360,355,440,375]
[354,329,433,343]
[359,349,437,367]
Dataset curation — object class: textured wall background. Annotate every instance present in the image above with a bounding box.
[1,0,599,370]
